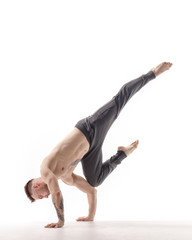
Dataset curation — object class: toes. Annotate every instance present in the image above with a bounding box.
[134,140,139,147]
[166,62,173,67]
[132,140,139,146]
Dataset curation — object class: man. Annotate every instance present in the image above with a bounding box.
[24,62,172,228]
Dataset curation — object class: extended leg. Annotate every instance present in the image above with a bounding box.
[115,61,173,118]
[79,62,172,187]
[95,63,173,186]
[80,71,155,187]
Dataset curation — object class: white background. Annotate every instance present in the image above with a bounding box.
[0,0,192,225]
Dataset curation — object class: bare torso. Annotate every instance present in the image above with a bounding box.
[41,128,90,182]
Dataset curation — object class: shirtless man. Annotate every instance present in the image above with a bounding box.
[24,62,172,228]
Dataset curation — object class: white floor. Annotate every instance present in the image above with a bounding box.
[1,221,192,240]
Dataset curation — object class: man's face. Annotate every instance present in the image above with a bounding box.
[31,181,50,200]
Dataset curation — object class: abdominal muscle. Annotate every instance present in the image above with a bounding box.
[41,128,90,179]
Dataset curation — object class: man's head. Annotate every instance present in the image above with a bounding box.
[24,178,50,202]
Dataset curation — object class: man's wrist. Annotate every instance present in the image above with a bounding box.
[88,213,95,219]
[58,219,64,223]
[58,220,64,226]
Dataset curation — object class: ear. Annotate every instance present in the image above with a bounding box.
[33,184,38,189]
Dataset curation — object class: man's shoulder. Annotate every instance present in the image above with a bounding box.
[40,166,55,181]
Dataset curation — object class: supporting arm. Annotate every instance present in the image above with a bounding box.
[72,173,97,221]
[41,168,64,228]
[51,191,64,226]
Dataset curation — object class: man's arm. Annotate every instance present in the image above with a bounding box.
[72,173,97,221]
[41,168,64,228]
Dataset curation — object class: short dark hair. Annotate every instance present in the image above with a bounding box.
[24,179,35,203]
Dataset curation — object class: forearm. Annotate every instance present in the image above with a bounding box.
[73,173,97,221]
[52,191,64,223]
[87,189,97,219]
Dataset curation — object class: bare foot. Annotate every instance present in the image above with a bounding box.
[118,140,139,157]
[151,62,173,77]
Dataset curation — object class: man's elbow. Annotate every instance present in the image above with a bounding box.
[88,187,97,195]
[51,191,62,200]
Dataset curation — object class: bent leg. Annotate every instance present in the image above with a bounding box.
[95,151,127,186]
[95,140,139,187]
[81,150,126,187]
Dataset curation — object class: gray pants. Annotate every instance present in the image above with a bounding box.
[75,71,155,187]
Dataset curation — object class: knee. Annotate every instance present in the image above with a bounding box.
[89,181,99,188]
[88,179,100,188]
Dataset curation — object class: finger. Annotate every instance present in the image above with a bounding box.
[76,217,84,221]
[45,224,51,228]
[51,224,56,228]
[45,224,52,228]
[45,223,56,228]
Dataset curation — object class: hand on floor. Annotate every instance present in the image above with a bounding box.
[76,216,94,222]
[44,221,64,228]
